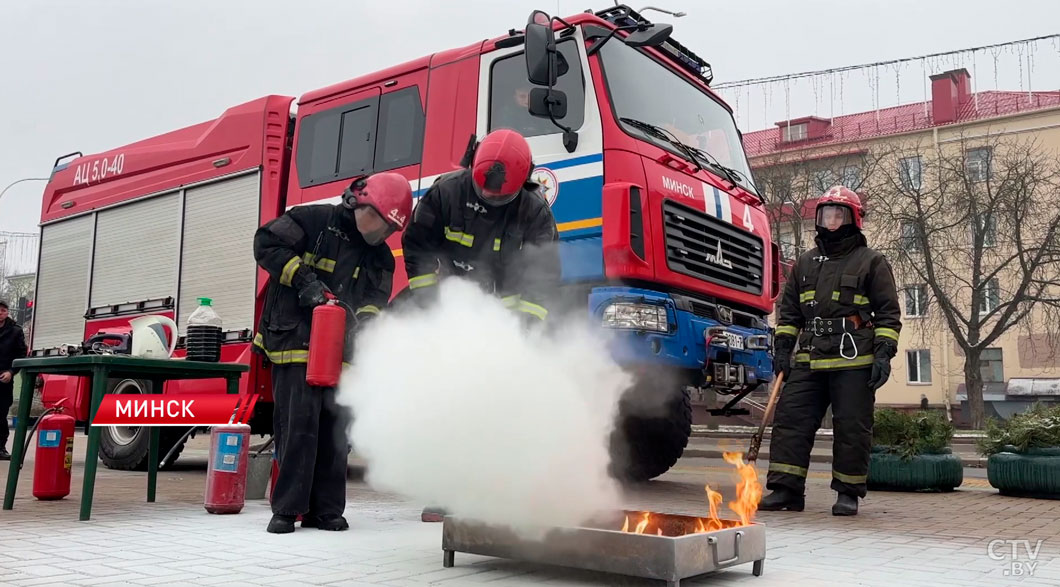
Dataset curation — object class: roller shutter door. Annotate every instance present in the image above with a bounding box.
[32,215,94,350]
[90,193,181,307]
[177,172,261,334]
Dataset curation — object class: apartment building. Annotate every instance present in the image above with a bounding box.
[743,68,1060,425]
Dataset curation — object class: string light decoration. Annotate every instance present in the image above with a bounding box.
[713,34,1060,132]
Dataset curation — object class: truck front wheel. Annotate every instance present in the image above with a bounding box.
[98,378,189,471]
[609,384,693,483]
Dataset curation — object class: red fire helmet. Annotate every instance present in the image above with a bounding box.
[471,129,533,205]
[816,185,864,229]
[342,172,413,231]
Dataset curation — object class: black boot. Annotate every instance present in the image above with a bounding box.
[302,514,349,531]
[758,487,805,511]
[421,506,447,522]
[0,447,10,461]
[267,514,297,533]
[832,493,858,516]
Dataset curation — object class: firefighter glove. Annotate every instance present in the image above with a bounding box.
[773,335,795,380]
[867,340,897,391]
[298,279,330,308]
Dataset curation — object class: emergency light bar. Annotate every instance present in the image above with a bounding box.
[594,4,714,85]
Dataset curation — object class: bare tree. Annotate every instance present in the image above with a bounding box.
[866,132,1060,429]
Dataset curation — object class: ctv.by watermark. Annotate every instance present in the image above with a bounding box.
[987,539,1046,577]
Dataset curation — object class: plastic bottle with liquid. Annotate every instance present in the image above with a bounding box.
[186,297,222,362]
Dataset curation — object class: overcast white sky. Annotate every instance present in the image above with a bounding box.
[2,0,1058,236]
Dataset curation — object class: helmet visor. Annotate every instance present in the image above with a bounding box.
[472,179,520,206]
[816,204,853,230]
[354,206,396,245]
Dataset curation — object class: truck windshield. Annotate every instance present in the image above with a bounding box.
[597,38,758,195]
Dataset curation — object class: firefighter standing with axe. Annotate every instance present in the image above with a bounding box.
[756,186,902,516]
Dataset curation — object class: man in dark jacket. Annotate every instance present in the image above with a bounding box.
[401,128,561,326]
[760,185,902,516]
[0,300,29,460]
[253,172,412,533]
[401,129,561,522]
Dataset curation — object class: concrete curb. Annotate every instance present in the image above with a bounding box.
[683,447,989,468]
[691,426,986,444]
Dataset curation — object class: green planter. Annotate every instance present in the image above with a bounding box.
[868,446,964,492]
[986,445,1060,500]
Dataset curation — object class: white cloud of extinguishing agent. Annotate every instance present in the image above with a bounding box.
[335,277,634,538]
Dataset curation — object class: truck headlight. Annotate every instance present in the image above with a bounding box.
[602,303,669,332]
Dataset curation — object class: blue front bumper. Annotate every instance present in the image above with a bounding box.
[588,286,774,385]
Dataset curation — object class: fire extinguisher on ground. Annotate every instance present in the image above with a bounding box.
[31,398,75,500]
[204,423,251,514]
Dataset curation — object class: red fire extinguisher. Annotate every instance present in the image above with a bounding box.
[203,423,251,514]
[33,399,75,500]
[306,293,347,387]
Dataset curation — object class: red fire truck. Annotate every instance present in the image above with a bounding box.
[29,5,779,481]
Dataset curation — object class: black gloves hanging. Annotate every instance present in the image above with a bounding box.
[867,340,898,391]
[773,335,795,380]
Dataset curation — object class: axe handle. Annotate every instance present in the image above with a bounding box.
[748,372,785,463]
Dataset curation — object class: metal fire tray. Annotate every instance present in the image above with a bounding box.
[441,509,765,587]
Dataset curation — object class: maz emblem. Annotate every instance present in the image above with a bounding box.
[704,239,733,270]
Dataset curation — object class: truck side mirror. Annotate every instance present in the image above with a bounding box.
[528,88,568,119]
[525,10,557,87]
[624,23,673,48]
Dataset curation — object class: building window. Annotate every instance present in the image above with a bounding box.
[979,278,1000,315]
[899,156,922,190]
[900,220,920,252]
[812,169,835,193]
[973,214,997,248]
[840,165,861,188]
[981,348,1004,383]
[778,227,800,261]
[907,350,932,384]
[904,284,928,317]
[966,147,992,182]
[782,123,807,142]
[489,38,585,138]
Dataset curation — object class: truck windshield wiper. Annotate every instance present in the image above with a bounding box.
[685,145,764,205]
[619,117,705,175]
[618,117,744,193]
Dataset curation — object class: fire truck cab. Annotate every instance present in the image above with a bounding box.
[30,5,778,481]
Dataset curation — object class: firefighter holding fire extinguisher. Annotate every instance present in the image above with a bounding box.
[252,172,413,534]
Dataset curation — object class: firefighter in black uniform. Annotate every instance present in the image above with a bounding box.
[760,185,902,516]
[400,128,562,522]
[253,172,413,534]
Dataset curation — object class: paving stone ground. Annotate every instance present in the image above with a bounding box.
[1,435,1059,586]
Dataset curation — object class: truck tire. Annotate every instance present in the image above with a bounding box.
[97,378,188,471]
[609,386,693,483]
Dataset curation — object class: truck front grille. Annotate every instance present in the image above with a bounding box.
[663,199,764,296]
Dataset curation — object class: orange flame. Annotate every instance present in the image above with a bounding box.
[619,451,762,535]
[634,512,651,534]
[722,451,762,527]
[620,511,653,534]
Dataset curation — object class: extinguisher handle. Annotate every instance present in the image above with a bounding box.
[324,291,337,302]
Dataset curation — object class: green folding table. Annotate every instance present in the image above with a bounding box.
[3,355,249,521]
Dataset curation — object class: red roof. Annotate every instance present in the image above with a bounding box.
[744,90,1060,159]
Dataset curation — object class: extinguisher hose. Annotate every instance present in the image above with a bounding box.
[253,435,275,456]
[159,426,198,469]
[18,407,59,471]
